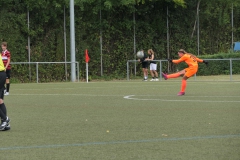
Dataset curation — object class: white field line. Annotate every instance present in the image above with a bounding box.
[8,93,240,103]
[123,95,240,103]
[0,134,239,151]
[8,93,240,98]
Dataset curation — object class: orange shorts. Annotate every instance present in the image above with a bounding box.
[184,67,198,78]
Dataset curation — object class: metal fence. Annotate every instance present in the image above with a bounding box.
[11,62,79,83]
[127,59,240,81]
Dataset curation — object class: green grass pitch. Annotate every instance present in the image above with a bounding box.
[1,78,240,160]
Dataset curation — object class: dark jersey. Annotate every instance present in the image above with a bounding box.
[149,53,156,64]
[140,52,148,62]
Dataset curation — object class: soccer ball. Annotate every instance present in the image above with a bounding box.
[136,51,144,58]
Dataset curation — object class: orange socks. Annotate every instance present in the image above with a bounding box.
[181,79,187,92]
[166,73,187,93]
[167,73,181,78]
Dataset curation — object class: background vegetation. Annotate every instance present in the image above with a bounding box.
[0,0,239,82]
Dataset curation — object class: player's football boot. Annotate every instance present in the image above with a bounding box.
[161,73,168,80]
[177,92,185,96]
[0,117,10,131]
[3,124,10,131]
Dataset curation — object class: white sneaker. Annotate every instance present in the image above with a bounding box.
[155,78,159,81]
[4,92,9,96]
[150,79,155,81]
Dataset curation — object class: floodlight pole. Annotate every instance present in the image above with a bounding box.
[197,7,200,56]
[70,0,76,82]
[231,3,234,51]
[167,6,170,72]
[27,10,31,81]
[197,0,201,56]
[64,5,67,81]
[133,6,136,76]
[100,0,103,76]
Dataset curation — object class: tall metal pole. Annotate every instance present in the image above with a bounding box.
[70,0,76,82]
[133,7,136,76]
[231,3,234,51]
[197,1,200,55]
[27,10,31,81]
[100,0,103,76]
[64,6,67,81]
[167,6,170,72]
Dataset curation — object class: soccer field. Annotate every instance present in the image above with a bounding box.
[1,78,240,160]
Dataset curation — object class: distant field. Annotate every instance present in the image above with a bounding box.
[129,74,240,82]
[1,77,240,160]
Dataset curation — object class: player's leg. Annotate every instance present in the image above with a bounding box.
[0,100,10,130]
[178,68,197,96]
[150,70,155,81]
[153,64,159,81]
[162,69,186,80]
[149,63,155,81]
[0,102,10,130]
[144,68,148,81]
[142,67,148,81]
[0,71,10,131]
[153,71,159,81]
[141,63,145,81]
[142,68,146,81]
[168,69,185,78]
[142,62,148,81]
[177,76,189,96]
[4,70,10,95]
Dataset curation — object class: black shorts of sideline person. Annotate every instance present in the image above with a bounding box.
[141,62,149,69]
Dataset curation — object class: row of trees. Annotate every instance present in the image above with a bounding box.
[0,0,239,81]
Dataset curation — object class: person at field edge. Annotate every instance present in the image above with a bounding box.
[0,49,10,131]
[162,49,208,96]
[138,50,149,81]
[1,42,11,96]
[145,49,159,81]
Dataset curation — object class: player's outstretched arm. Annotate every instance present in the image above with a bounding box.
[172,56,186,64]
[203,60,208,65]
[196,58,208,65]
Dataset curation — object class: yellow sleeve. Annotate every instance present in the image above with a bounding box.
[0,55,5,71]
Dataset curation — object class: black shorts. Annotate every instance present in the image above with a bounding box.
[141,62,149,69]
[0,71,6,99]
[6,69,11,79]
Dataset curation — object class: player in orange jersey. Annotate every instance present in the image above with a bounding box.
[162,49,208,96]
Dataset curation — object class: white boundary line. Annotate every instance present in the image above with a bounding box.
[123,95,240,103]
[7,93,240,103]
[9,94,122,96]
[0,134,239,151]
[7,93,240,100]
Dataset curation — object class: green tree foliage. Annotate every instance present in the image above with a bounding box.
[0,0,239,82]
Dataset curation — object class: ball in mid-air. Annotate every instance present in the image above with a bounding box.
[136,51,144,58]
